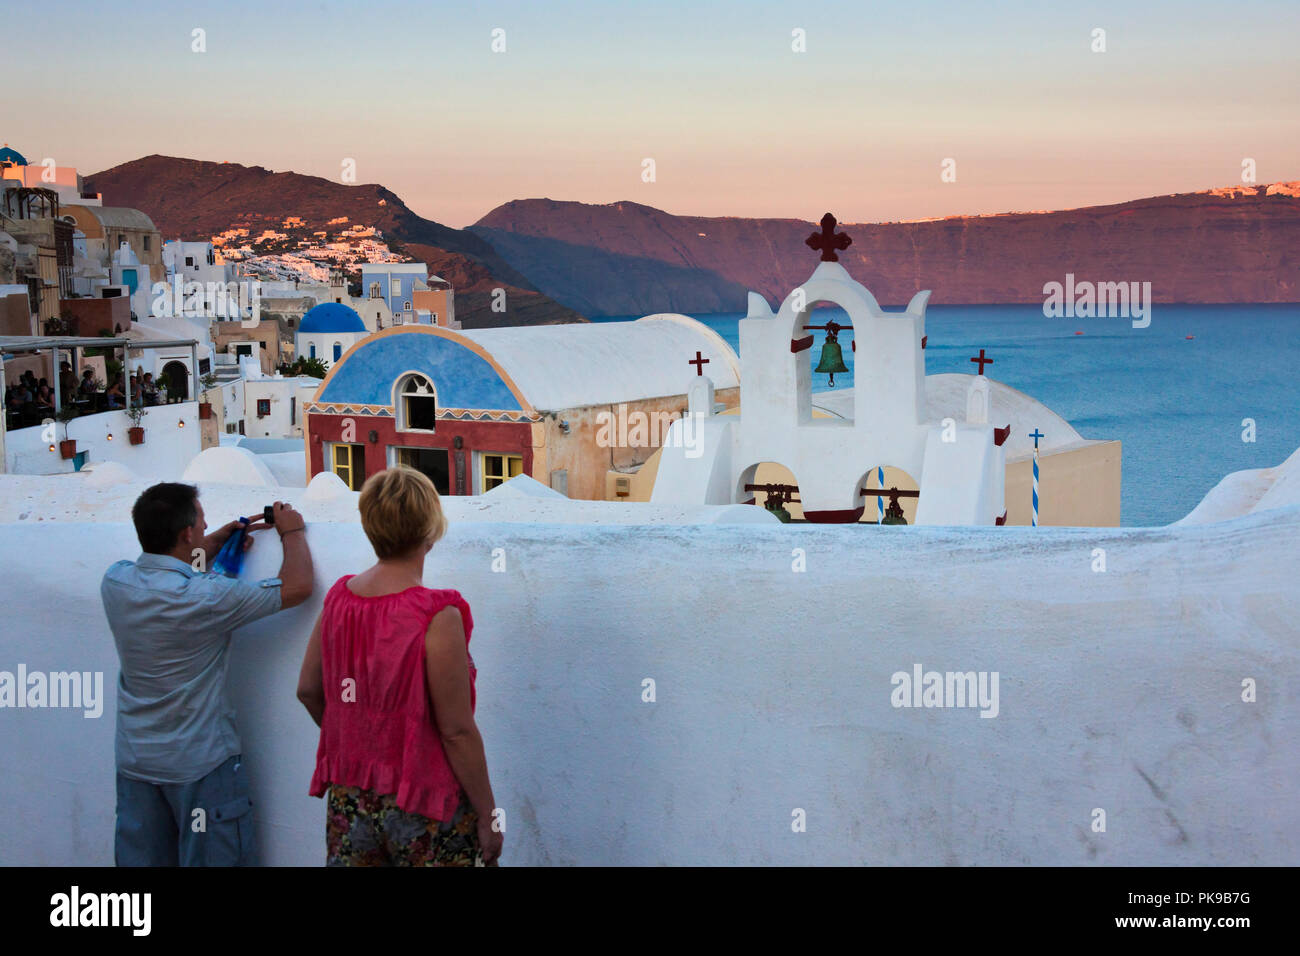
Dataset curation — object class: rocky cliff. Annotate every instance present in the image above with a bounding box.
[471,184,1300,315]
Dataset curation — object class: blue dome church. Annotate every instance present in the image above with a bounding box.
[0,144,29,167]
[296,302,369,365]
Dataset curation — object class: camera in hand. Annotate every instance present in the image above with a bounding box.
[264,505,275,526]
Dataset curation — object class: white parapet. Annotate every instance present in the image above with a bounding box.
[0,468,1297,865]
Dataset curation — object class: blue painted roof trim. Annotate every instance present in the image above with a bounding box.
[318,332,523,411]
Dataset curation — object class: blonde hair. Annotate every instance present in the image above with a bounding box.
[358,466,447,560]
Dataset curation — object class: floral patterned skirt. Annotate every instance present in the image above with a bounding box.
[326,784,486,866]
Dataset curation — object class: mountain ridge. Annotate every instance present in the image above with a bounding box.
[470,184,1300,315]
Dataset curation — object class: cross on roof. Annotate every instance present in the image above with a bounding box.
[689,351,710,376]
[1029,428,1044,449]
[805,212,852,262]
[970,348,993,375]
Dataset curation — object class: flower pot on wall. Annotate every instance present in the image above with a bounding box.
[199,402,213,420]
[59,440,77,460]
[128,427,145,445]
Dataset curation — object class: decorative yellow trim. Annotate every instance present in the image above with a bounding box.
[305,402,395,416]
[304,401,541,423]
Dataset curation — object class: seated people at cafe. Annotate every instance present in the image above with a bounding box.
[79,369,98,396]
[35,382,55,413]
[6,384,37,427]
[106,377,125,409]
[142,373,159,406]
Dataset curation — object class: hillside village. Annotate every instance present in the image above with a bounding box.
[212,215,412,284]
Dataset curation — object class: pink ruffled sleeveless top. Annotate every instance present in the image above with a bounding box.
[309,575,476,821]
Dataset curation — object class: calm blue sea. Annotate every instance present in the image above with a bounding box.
[595,304,1300,526]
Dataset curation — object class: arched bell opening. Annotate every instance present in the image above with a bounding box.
[856,465,921,525]
[792,299,855,424]
[736,461,802,523]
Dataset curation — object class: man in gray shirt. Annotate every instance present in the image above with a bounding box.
[101,482,314,866]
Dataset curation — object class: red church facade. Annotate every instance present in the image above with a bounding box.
[306,411,533,496]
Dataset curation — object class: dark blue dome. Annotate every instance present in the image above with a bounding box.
[0,144,28,166]
[299,302,366,334]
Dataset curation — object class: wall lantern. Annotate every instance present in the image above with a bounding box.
[453,436,463,449]
[368,430,379,443]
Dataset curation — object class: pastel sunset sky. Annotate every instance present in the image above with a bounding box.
[7,0,1298,227]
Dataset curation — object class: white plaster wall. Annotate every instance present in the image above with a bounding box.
[915,426,1005,525]
[0,500,1296,865]
[222,380,245,432]
[257,451,307,487]
[296,331,362,364]
[3,403,200,478]
[244,381,298,439]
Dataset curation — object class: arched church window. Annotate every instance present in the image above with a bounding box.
[397,373,437,431]
[333,341,342,362]
[309,342,316,359]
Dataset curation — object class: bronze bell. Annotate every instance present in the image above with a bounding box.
[814,338,849,386]
[881,495,908,525]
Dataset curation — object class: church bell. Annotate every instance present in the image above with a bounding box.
[814,338,849,386]
[881,495,908,525]
[765,501,792,523]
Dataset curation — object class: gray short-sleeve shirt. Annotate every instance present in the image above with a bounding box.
[101,553,283,784]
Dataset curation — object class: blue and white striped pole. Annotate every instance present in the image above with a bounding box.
[877,465,885,523]
[1029,429,1044,527]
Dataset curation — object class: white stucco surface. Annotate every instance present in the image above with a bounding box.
[482,473,567,499]
[303,471,351,501]
[256,451,308,488]
[181,446,278,488]
[1176,446,1300,525]
[0,463,1296,865]
[0,474,781,529]
[459,314,740,410]
[816,374,1093,460]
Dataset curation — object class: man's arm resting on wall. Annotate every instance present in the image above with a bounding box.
[272,502,314,609]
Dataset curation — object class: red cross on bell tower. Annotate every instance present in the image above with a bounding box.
[970,348,994,375]
[805,212,852,262]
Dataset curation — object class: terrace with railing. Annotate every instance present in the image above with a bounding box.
[1,334,204,476]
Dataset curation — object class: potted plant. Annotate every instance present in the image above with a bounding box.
[56,405,79,459]
[199,372,218,419]
[126,402,147,445]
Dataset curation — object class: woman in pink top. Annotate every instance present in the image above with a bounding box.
[296,466,502,866]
